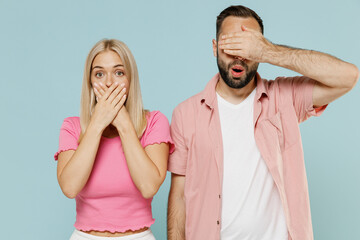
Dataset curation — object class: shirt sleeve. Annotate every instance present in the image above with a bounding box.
[143,111,175,153]
[167,106,188,175]
[279,76,327,123]
[54,118,80,160]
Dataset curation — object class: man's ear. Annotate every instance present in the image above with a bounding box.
[212,39,217,57]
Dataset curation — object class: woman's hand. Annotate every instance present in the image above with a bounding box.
[90,82,127,131]
[94,82,131,131]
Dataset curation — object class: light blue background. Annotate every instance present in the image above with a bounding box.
[0,0,359,239]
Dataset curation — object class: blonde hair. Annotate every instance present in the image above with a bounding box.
[79,39,147,140]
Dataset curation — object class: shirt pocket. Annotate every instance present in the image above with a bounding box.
[267,108,301,152]
[266,111,285,151]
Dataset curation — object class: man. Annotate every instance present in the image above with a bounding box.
[167,5,358,240]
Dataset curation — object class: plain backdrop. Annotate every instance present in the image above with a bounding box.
[0,0,359,239]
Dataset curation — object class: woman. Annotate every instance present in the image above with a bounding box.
[54,39,174,240]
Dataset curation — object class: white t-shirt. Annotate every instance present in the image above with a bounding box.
[217,90,288,240]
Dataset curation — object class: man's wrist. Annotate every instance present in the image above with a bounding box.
[262,42,281,64]
[267,44,306,69]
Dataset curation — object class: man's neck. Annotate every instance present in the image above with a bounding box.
[215,76,256,105]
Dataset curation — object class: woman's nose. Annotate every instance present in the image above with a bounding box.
[105,75,113,87]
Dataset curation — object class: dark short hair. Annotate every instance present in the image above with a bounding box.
[216,5,264,40]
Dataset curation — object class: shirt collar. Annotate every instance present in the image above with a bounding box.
[200,72,268,109]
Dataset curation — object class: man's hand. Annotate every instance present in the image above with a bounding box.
[218,25,274,62]
[218,25,358,107]
[168,173,186,240]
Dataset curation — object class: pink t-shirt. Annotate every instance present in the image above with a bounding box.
[54,111,174,233]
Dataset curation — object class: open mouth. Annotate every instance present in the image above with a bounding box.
[231,65,245,77]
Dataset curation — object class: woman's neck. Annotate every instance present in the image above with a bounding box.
[102,124,119,138]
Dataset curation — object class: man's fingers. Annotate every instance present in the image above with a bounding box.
[241,25,258,33]
[224,49,242,56]
[221,32,242,39]
[221,27,257,40]
[219,43,242,50]
[219,38,242,44]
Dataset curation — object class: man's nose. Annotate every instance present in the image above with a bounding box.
[234,56,246,61]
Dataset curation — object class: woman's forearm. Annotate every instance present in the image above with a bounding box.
[116,116,167,199]
[58,122,103,198]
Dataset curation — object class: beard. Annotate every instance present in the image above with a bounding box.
[217,56,259,89]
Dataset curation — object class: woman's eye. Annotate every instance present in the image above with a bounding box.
[95,72,103,78]
[115,71,124,76]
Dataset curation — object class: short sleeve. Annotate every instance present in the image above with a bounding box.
[142,111,175,153]
[54,117,80,160]
[279,76,327,123]
[167,106,188,175]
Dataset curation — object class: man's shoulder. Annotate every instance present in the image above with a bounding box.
[260,75,287,86]
[258,75,306,94]
[173,91,203,114]
[262,75,309,87]
[174,73,219,114]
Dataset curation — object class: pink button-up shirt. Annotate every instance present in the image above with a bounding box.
[168,73,327,240]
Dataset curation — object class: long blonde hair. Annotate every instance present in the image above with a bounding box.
[79,39,147,140]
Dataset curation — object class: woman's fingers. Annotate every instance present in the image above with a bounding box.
[93,82,126,114]
[93,87,101,102]
[101,82,118,100]
[113,87,127,107]
[97,83,106,97]
[114,94,127,111]
[108,83,125,103]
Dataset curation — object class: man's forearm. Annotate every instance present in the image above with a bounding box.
[219,26,359,89]
[263,44,359,89]
[167,192,186,240]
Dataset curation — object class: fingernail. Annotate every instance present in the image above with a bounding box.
[115,82,119,85]
[121,83,125,87]
[222,35,225,39]
[122,88,126,92]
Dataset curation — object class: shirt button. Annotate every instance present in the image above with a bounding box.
[217,220,220,225]
[219,194,221,199]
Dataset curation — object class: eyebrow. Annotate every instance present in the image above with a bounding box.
[92,64,124,70]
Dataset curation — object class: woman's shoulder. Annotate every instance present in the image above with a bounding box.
[142,110,173,148]
[145,110,169,126]
[61,116,81,133]
[62,116,80,125]
[143,110,170,136]
[63,116,80,122]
